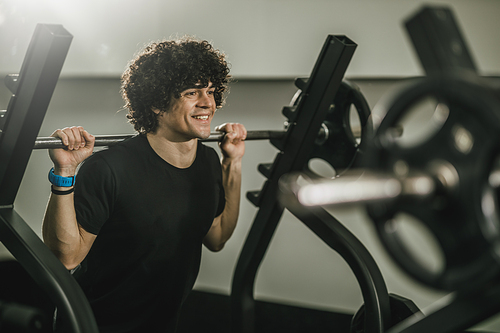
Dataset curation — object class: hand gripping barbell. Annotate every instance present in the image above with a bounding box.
[280,74,500,292]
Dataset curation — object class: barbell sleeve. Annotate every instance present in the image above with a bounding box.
[279,171,436,208]
[33,130,288,150]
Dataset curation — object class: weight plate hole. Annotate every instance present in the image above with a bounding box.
[389,213,445,275]
[391,98,449,149]
[481,156,500,250]
[307,158,338,179]
[481,187,500,238]
[349,104,362,146]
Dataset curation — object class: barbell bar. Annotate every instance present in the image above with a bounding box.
[33,127,329,150]
[279,170,437,209]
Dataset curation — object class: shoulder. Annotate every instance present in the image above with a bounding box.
[197,142,222,172]
[79,134,147,174]
[197,142,222,179]
[100,134,146,157]
[86,134,144,162]
[198,142,220,161]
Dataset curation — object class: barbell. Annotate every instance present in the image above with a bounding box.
[33,130,293,149]
[280,74,500,291]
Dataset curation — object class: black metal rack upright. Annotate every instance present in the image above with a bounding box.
[230,35,393,333]
[0,24,98,332]
[405,6,477,75]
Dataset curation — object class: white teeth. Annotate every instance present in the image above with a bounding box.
[193,115,209,120]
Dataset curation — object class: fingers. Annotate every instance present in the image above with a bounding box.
[48,126,95,172]
[215,123,247,142]
[81,129,96,149]
[51,126,94,150]
[215,123,246,160]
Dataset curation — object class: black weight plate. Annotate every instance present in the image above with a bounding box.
[295,80,372,177]
[364,74,500,291]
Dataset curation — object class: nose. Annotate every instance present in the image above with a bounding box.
[197,91,214,109]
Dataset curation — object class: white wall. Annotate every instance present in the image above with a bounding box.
[1,0,499,79]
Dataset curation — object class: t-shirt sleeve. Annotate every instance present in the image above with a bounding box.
[74,154,115,235]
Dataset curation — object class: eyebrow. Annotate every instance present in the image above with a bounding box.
[191,82,215,89]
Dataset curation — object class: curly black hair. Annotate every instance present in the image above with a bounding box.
[121,36,231,134]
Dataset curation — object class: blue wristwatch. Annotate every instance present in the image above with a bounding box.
[48,168,76,187]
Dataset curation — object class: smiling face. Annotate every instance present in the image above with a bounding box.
[155,82,216,141]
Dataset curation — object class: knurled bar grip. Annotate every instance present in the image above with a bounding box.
[33,130,287,149]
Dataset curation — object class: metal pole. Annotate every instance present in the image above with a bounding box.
[279,171,436,208]
[33,130,287,149]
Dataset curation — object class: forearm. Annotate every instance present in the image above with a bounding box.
[204,122,246,251]
[204,156,242,251]
[42,167,90,269]
[42,190,83,269]
[219,156,242,241]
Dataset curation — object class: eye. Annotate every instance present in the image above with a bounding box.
[184,90,197,96]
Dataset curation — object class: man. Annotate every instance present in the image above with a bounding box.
[42,36,246,332]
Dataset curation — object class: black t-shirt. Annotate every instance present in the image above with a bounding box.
[71,135,225,332]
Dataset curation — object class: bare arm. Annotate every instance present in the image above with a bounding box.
[204,123,246,252]
[42,126,96,270]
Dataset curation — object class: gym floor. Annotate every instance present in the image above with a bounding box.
[0,259,353,333]
[178,290,352,333]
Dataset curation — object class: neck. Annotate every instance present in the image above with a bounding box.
[146,131,198,168]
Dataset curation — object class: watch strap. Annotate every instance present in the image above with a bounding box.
[51,185,75,195]
[48,168,76,187]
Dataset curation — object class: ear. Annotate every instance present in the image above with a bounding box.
[152,108,161,115]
